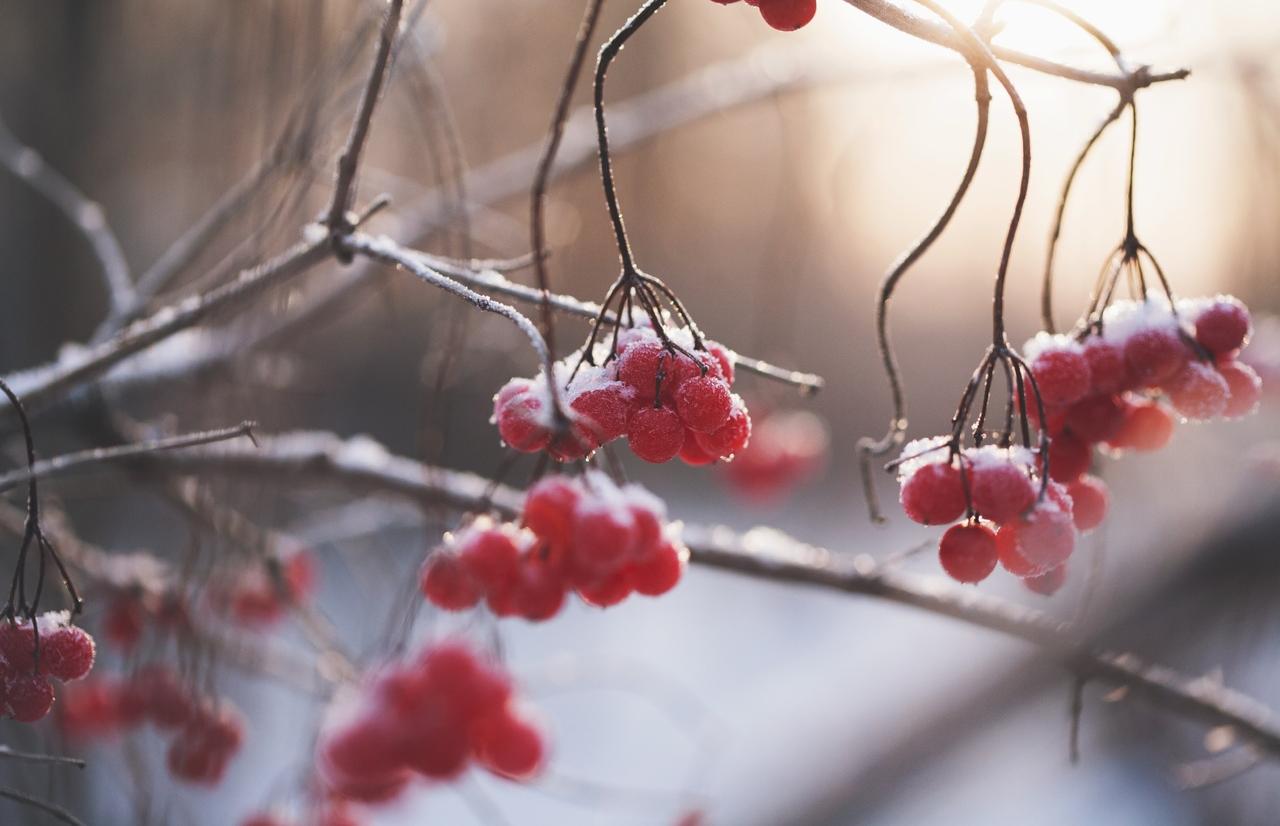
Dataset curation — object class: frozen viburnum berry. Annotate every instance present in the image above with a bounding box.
[1082,337,1130,395]
[1124,327,1188,387]
[966,451,1035,524]
[1165,362,1229,421]
[1066,475,1109,533]
[631,541,686,596]
[1046,430,1091,484]
[899,461,966,526]
[1026,334,1092,407]
[421,552,482,611]
[1219,360,1262,419]
[571,385,634,443]
[723,408,829,502]
[1106,400,1175,452]
[6,675,55,722]
[757,0,817,30]
[937,523,999,584]
[494,380,551,452]
[694,397,751,460]
[1194,297,1251,355]
[473,707,547,780]
[1064,394,1125,444]
[675,375,733,434]
[628,406,685,463]
[40,625,96,682]
[995,493,1075,572]
[1024,564,1068,596]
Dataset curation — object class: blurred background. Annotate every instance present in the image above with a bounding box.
[1,0,1279,823]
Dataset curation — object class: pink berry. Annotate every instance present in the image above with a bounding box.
[631,541,685,596]
[628,406,684,463]
[1083,337,1130,395]
[1030,349,1092,407]
[1066,475,1109,532]
[495,391,550,452]
[998,501,1076,571]
[1046,430,1091,483]
[1219,360,1262,419]
[937,523,998,584]
[421,553,482,611]
[968,460,1035,524]
[1166,362,1229,421]
[1106,400,1175,452]
[571,384,634,443]
[1024,564,1068,596]
[1195,298,1251,355]
[522,477,580,549]
[41,626,95,682]
[1124,327,1188,387]
[572,503,639,575]
[1064,394,1125,443]
[675,376,733,433]
[899,461,966,525]
[7,674,54,722]
[693,402,751,459]
[757,0,817,30]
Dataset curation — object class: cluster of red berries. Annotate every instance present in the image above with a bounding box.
[100,588,190,652]
[422,472,687,618]
[493,325,750,466]
[318,642,545,804]
[0,613,95,723]
[897,440,1089,594]
[710,0,817,32]
[212,549,316,628]
[1026,295,1261,483]
[723,407,828,502]
[60,665,245,784]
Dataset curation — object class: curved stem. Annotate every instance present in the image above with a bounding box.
[856,65,991,522]
[595,0,669,275]
[1124,99,1139,239]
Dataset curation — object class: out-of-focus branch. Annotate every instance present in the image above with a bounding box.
[0,116,133,316]
[133,430,1280,760]
[0,746,84,769]
[0,787,83,826]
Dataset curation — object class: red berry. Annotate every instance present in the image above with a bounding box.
[617,339,665,403]
[6,674,54,722]
[937,523,998,584]
[1219,360,1262,419]
[0,621,36,672]
[675,376,733,433]
[403,711,470,779]
[58,678,122,741]
[968,459,1035,523]
[1024,564,1068,596]
[458,528,522,595]
[577,568,634,607]
[1066,475,1109,532]
[899,461,966,525]
[1046,430,1091,483]
[1030,349,1092,407]
[473,710,546,780]
[514,560,566,622]
[41,626,95,682]
[421,552,482,611]
[571,385,635,443]
[103,596,146,651]
[1083,338,1130,395]
[628,406,685,463]
[1106,400,1175,452]
[757,0,817,30]
[1064,394,1125,443]
[495,390,550,452]
[999,501,1076,570]
[660,350,722,406]
[137,667,195,729]
[679,430,717,466]
[694,401,751,459]
[548,426,597,462]
[572,503,638,575]
[1124,327,1188,386]
[1195,299,1251,355]
[523,477,580,549]
[632,542,685,596]
[706,342,735,384]
[1166,362,1229,421]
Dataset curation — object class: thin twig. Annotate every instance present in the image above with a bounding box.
[0,116,133,316]
[0,786,84,826]
[0,746,85,770]
[0,421,257,495]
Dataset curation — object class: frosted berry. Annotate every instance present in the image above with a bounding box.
[632,542,686,596]
[999,500,1075,570]
[1106,400,1175,452]
[694,401,751,459]
[628,406,684,463]
[1124,327,1188,387]
[1064,394,1125,443]
[1024,564,1067,596]
[547,426,596,462]
[571,385,634,442]
[937,523,999,584]
[572,503,639,575]
[617,339,666,403]
[900,462,966,525]
[7,674,55,722]
[0,621,37,672]
[706,342,735,384]
[1166,362,1229,421]
[1083,338,1130,395]
[41,626,95,682]
[522,476,580,549]
[679,431,717,466]
[421,553,482,611]
[1066,475,1108,532]
[458,528,522,595]
[1030,349,1092,407]
[1195,298,1251,355]
[968,460,1035,523]
[675,376,733,433]
[495,390,550,452]
[1219,360,1262,419]
[1046,430,1091,483]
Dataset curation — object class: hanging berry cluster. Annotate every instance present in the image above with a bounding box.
[59,664,245,784]
[422,472,687,618]
[1027,296,1261,473]
[494,324,748,466]
[0,613,94,722]
[709,0,817,32]
[211,549,317,628]
[317,642,546,804]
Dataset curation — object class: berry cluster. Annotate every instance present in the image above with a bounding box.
[240,806,361,826]
[212,549,317,627]
[422,472,687,618]
[1026,296,1262,478]
[317,642,545,803]
[59,665,244,784]
[723,407,828,502]
[493,325,749,466]
[101,589,190,652]
[0,613,95,723]
[710,0,816,32]
[897,440,1088,594]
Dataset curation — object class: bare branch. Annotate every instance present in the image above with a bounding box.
[0,116,133,316]
[132,430,1280,760]
[0,746,84,769]
[0,786,84,826]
